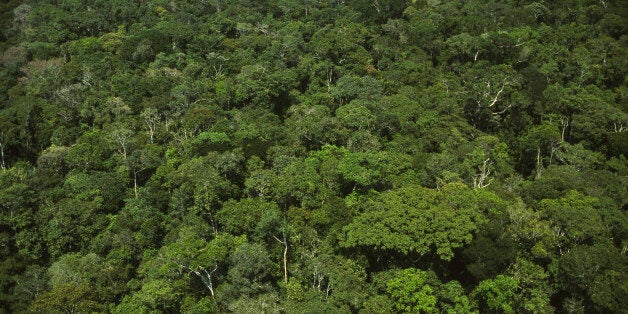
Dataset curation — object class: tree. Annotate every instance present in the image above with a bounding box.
[30,282,105,313]
[114,279,180,313]
[436,280,477,314]
[127,144,163,198]
[284,104,336,149]
[462,64,523,131]
[539,190,608,251]
[0,0,626,312]
[308,23,372,75]
[552,243,627,313]
[504,199,556,259]
[161,226,246,299]
[216,197,281,239]
[164,155,237,230]
[386,268,437,313]
[465,135,514,188]
[244,156,277,198]
[43,252,128,304]
[222,242,276,300]
[336,100,376,131]
[519,119,562,178]
[63,129,111,171]
[140,107,160,144]
[508,258,554,313]
[106,125,135,161]
[474,275,518,314]
[340,183,490,261]
[10,265,48,312]
[0,114,15,170]
[40,197,107,258]
[272,157,321,208]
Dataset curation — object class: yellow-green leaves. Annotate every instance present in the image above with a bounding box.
[387,268,437,313]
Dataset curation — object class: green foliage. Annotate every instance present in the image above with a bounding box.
[341,183,489,260]
[474,275,519,314]
[509,258,554,313]
[386,268,437,313]
[115,279,180,313]
[436,281,477,314]
[162,227,246,274]
[64,130,111,171]
[41,198,107,258]
[184,131,231,156]
[217,197,281,239]
[540,190,608,249]
[30,282,105,313]
[181,297,219,314]
[551,243,627,313]
[222,242,276,300]
[385,268,477,314]
[0,0,625,312]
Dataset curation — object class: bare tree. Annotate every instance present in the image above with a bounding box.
[473,158,493,188]
[141,108,160,144]
[108,128,134,160]
[0,141,6,170]
[170,259,218,299]
[273,234,288,285]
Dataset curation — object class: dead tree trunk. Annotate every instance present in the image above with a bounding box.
[273,234,288,285]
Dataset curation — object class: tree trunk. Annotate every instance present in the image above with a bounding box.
[0,142,5,170]
[274,234,288,285]
[149,126,154,143]
[133,169,138,198]
[535,146,543,178]
[282,238,288,285]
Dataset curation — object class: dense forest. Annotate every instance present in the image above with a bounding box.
[0,0,626,312]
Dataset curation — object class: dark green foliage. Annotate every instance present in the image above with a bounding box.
[0,0,625,312]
